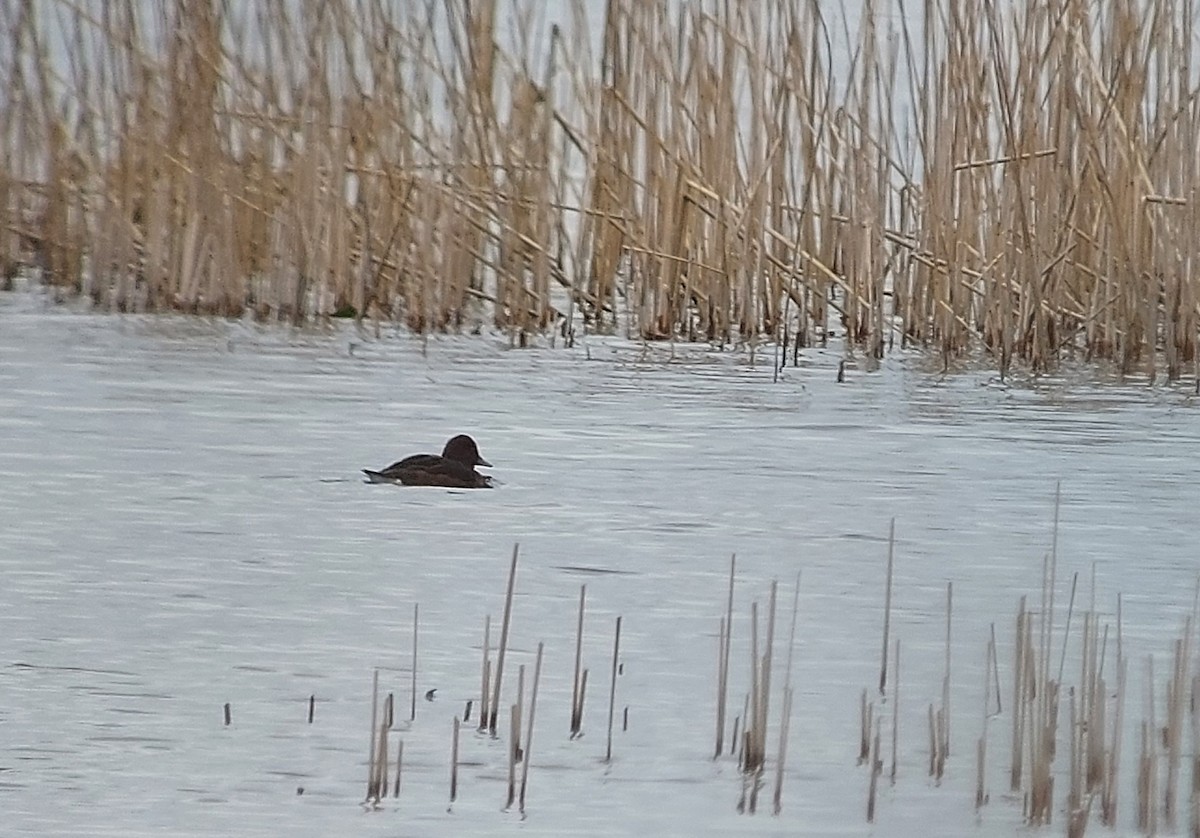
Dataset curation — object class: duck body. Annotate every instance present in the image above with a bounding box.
[363,434,493,489]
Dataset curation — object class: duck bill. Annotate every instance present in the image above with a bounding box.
[477,457,493,468]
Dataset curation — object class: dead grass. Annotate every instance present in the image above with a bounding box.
[3,0,1199,373]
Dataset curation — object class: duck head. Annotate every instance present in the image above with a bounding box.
[442,434,492,468]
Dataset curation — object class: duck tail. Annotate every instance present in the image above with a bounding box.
[362,469,391,483]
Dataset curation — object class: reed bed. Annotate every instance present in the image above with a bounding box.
[4,0,1200,375]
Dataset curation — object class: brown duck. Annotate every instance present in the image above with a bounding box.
[363,435,493,488]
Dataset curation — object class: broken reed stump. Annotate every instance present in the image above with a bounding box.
[308,694,315,724]
[223,702,231,726]
[489,544,520,735]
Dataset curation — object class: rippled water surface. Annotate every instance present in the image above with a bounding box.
[3,291,1200,836]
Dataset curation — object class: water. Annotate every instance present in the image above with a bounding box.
[2,290,1200,836]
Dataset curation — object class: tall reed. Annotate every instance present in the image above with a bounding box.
[5,1,1200,374]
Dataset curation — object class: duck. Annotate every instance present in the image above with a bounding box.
[363,434,494,488]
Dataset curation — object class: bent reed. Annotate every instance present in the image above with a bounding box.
[2,0,1198,376]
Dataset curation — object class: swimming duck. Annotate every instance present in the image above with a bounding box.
[363,435,493,488]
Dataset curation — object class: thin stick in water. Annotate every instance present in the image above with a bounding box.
[942,580,952,755]
[393,738,403,799]
[506,704,518,809]
[479,614,491,732]
[716,553,736,758]
[366,668,379,801]
[411,603,419,721]
[519,641,545,813]
[880,518,895,695]
[773,686,793,815]
[571,585,586,737]
[490,544,520,734]
[891,638,900,784]
[605,616,622,763]
[449,715,460,804]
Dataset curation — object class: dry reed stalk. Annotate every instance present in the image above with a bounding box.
[1059,572,1079,684]
[746,581,778,783]
[783,570,802,687]
[519,642,544,813]
[716,554,735,759]
[1189,674,1199,837]
[3,0,1200,370]
[773,685,794,816]
[479,615,491,733]
[411,603,419,721]
[1086,618,1106,792]
[1137,656,1158,834]
[732,710,742,761]
[1011,596,1027,791]
[307,695,315,724]
[747,600,761,772]
[506,704,519,810]
[1138,718,1153,831]
[449,716,460,804]
[375,716,390,800]
[934,707,947,782]
[366,668,380,801]
[223,702,230,726]
[1101,656,1127,825]
[515,664,526,761]
[1068,687,1081,817]
[977,635,992,809]
[859,689,872,765]
[393,739,403,799]
[489,544,520,734]
[571,586,586,738]
[891,638,900,785]
[1067,796,1093,838]
[605,615,622,763]
[1167,623,1193,827]
[880,519,895,696]
[942,581,952,756]
[867,713,882,823]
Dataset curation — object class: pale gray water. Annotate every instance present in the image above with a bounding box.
[2,290,1200,837]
